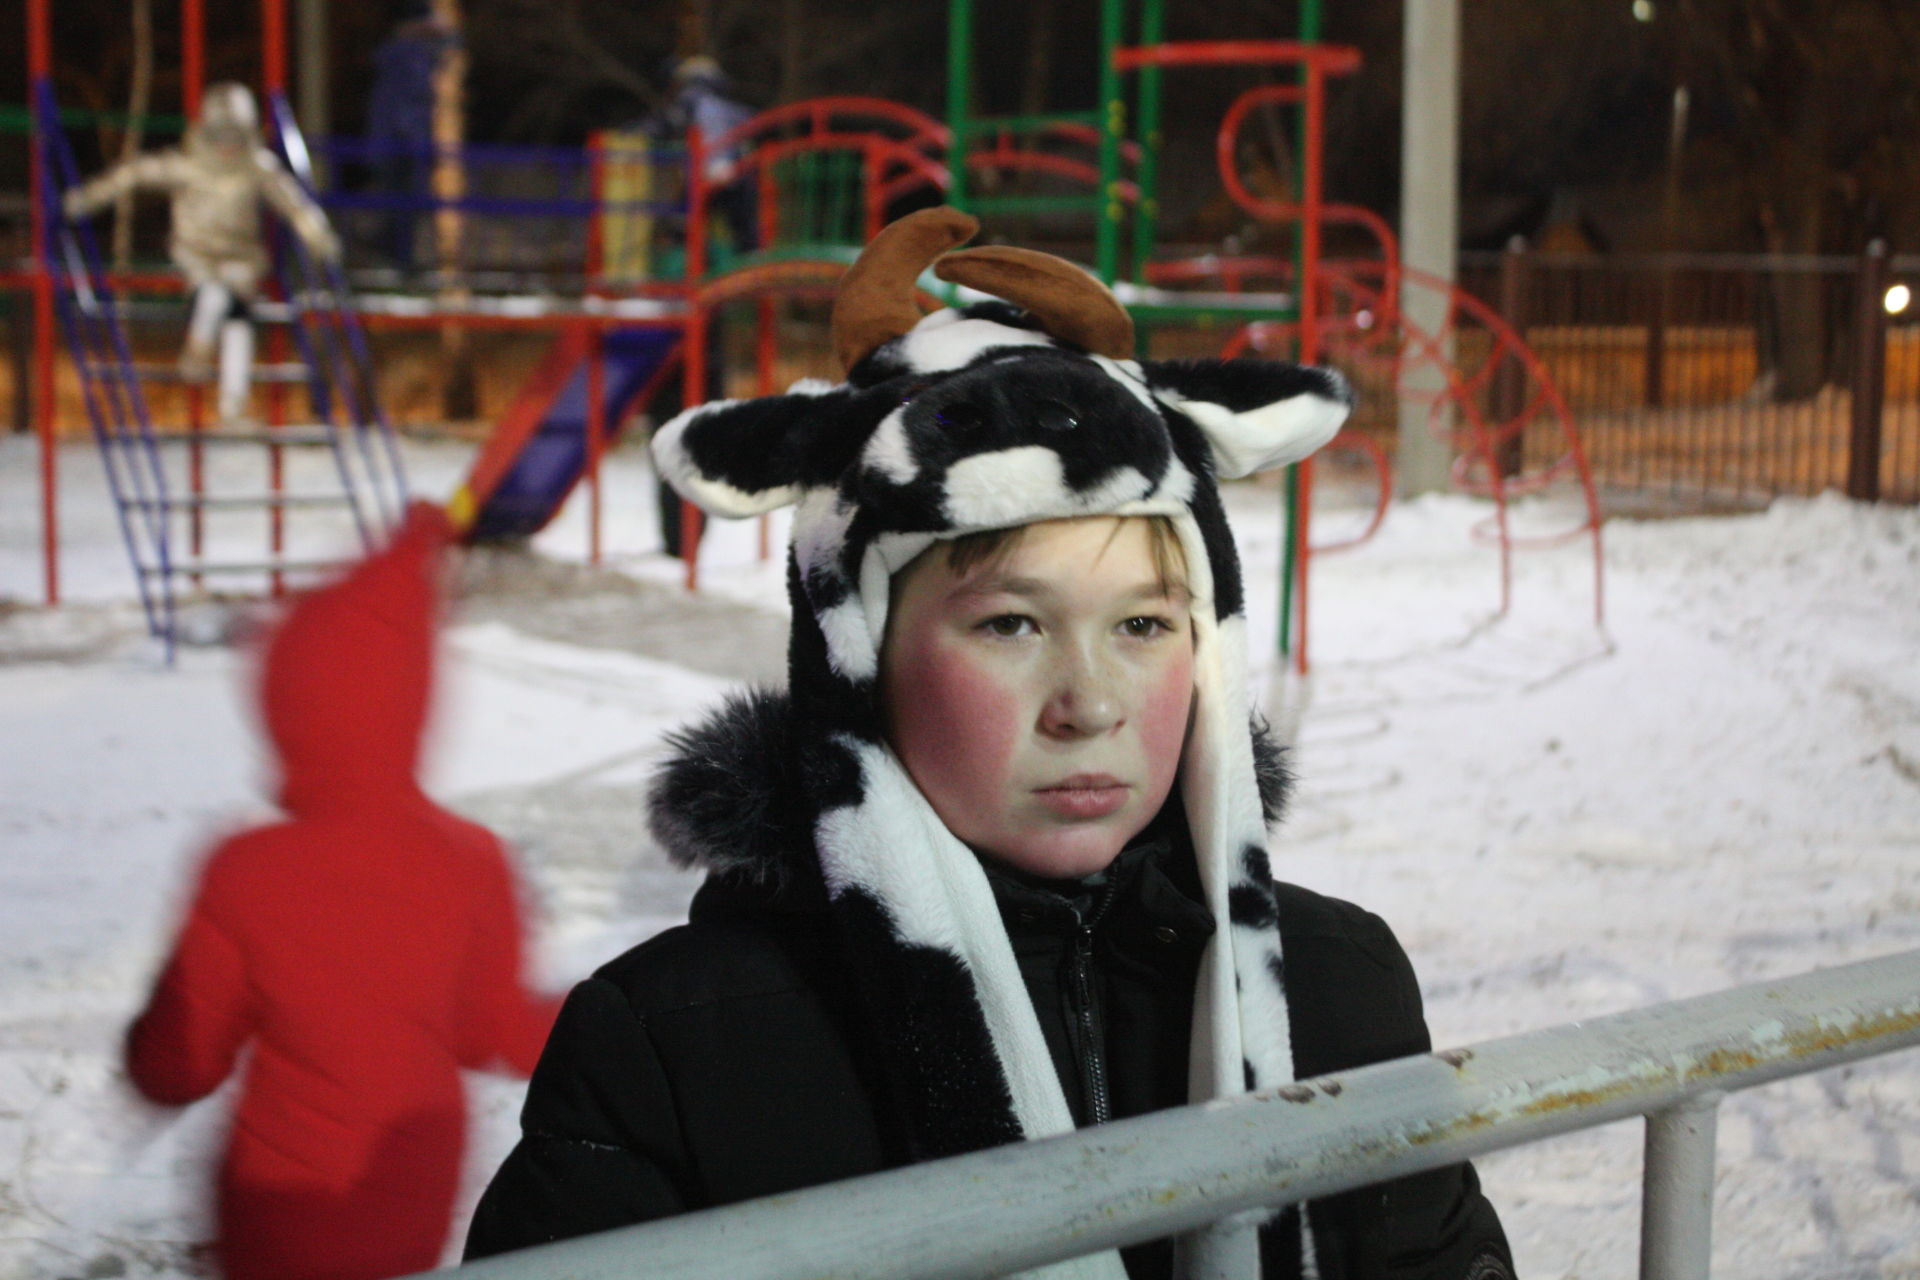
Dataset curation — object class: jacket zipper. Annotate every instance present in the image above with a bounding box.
[1069,887,1118,1127]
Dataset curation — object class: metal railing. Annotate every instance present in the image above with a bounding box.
[1457,247,1920,508]
[444,947,1920,1280]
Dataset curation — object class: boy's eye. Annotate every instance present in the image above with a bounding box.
[1120,615,1176,639]
[979,614,1036,638]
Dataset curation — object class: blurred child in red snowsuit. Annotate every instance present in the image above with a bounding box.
[125,502,561,1280]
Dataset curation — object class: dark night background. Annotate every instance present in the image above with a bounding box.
[5,0,1918,261]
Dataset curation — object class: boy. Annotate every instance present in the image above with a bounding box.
[465,209,1512,1279]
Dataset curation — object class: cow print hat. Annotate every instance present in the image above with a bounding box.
[651,208,1350,1279]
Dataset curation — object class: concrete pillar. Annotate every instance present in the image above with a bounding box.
[1397,0,1460,497]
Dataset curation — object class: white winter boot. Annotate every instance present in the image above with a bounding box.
[216,317,257,427]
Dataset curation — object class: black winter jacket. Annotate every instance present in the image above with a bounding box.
[464,835,1512,1279]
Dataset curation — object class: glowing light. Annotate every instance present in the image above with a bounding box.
[1355,309,1375,330]
[1632,0,1656,19]
[1886,284,1912,315]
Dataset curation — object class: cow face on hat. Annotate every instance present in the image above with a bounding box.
[654,206,1351,540]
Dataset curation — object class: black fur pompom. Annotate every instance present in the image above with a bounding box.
[1250,714,1293,827]
[646,688,813,884]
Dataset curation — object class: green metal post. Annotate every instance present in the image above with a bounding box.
[1129,0,1165,282]
[801,152,820,245]
[1277,0,1322,662]
[947,0,973,212]
[1094,0,1125,282]
[1278,464,1301,659]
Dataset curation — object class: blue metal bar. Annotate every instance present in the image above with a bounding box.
[35,78,176,653]
[314,191,671,219]
[316,136,677,167]
[267,96,372,543]
[270,93,409,533]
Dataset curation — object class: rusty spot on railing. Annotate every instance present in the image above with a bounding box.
[1435,1049,1474,1070]
[1781,1005,1920,1060]
[1685,1045,1763,1081]
[1518,1078,1639,1118]
[1407,1109,1497,1146]
[1276,1085,1315,1104]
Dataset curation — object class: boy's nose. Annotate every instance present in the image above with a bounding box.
[1039,653,1125,739]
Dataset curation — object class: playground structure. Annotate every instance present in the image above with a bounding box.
[659,2,1605,668]
[23,0,413,659]
[21,0,1605,668]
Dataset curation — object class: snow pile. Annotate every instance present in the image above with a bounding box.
[1,436,1915,1279]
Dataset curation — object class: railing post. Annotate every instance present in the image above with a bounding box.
[1639,1092,1721,1280]
[1492,235,1528,477]
[1647,263,1668,409]
[9,286,28,435]
[1847,238,1888,501]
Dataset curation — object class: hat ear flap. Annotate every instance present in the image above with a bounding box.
[652,381,852,517]
[1141,359,1353,479]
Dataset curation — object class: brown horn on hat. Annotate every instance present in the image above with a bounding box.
[932,245,1135,359]
[831,206,981,374]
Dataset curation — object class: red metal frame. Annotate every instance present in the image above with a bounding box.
[1229,259,1607,625]
[1143,256,1294,291]
[1114,40,1362,75]
[963,119,1143,200]
[962,147,1139,202]
[1122,38,1602,659]
[715,97,950,152]
[685,98,952,290]
[1114,40,1356,669]
[182,0,204,118]
[28,0,57,605]
[673,99,960,588]
[261,0,287,93]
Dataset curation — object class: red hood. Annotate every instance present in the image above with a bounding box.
[260,503,452,816]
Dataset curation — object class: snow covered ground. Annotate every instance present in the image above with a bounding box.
[1,433,1916,1279]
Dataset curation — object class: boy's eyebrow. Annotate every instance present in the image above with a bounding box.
[949,575,1192,605]
[950,574,1052,600]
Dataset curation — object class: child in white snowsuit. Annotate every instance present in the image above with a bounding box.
[64,81,340,425]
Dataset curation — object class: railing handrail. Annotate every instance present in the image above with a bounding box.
[1458,246,1920,275]
[444,947,1920,1280]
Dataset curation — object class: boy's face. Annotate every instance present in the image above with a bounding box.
[880,517,1195,881]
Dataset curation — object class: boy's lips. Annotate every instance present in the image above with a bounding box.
[1034,774,1130,819]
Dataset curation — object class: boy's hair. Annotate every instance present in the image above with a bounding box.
[936,514,1189,597]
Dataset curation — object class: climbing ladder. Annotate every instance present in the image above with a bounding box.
[945,0,1138,283]
[33,79,407,656]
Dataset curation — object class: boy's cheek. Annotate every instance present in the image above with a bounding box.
[899,647,1024,778]
[1140,656,1197,767]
